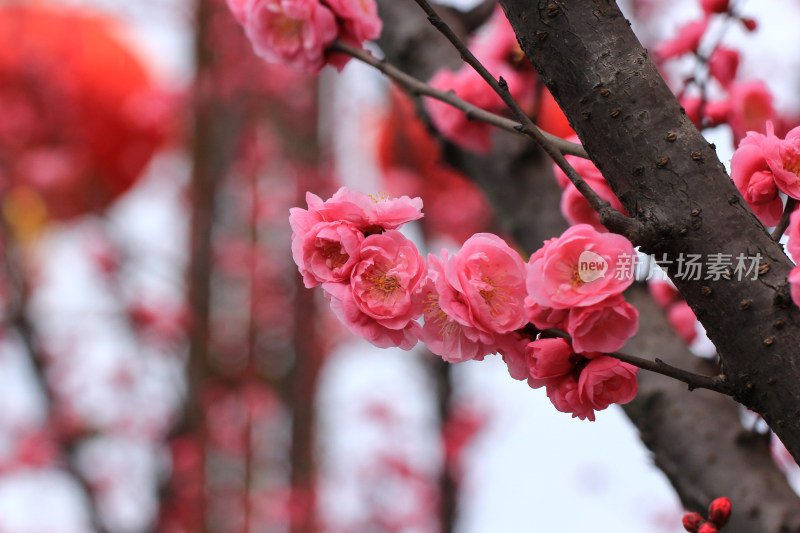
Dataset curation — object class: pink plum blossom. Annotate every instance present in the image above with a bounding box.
[657,19,708,60]
[578,356,638,412]
[324,0,381,44]
[323,230,425,350]
[442,233,528,335]
[323,0,382,70]
[349,231,425,328]
[789,266,800,310]
[560,175,626,232]
[426,67,504,153]
[786,208,800,260]
[546,374,596,421]
[648,279,680,309]
[495,332,531,381]
[525,301,568,331]
[773,126,800,199]
[418,254,494,363]
[526,337,574,388]
[728,81,776,145]
[667,301,698,345]
[289,187,423,238]
[679,96,729,129]
[566,295,639,354]
[228,0,339,74]
[708,47,739,88]
[294,220,364,288]
[526,224,636,309]
[730,125,783,226]
[226,0,255,24]
[552,148,600,189]
[471,6,521,64]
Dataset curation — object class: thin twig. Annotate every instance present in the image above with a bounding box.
[772,198,797,241]
[328,40,588,159]
[608,351,732,395]
[409,0,636,236]
[537,328,731,395]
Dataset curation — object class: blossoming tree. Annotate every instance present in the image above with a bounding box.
[229,0,800,531]
[6,0,800,532]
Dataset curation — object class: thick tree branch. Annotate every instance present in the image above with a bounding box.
[498,0,800,465]
[624,287,800,533]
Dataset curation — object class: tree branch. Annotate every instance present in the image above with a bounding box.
[499,0,800,465]
[328,40,587,159]
[772,198,797,241]
[375,3,800,530]
[409,0,638,237]
[537,327,731,394]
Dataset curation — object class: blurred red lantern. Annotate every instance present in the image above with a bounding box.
[0,3,169,223]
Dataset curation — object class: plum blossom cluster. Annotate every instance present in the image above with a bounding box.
[290,189,642,420]
[785,209,800,309]
[655,0,783,144]
[425,7,572,154]
[730,122,800,309]
[226,0,381,73]
[731,122,800,226]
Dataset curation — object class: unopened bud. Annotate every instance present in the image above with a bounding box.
[708,497,732,527]
[682,512,703,533]
[698,523,718,533]
[740,18,757,31]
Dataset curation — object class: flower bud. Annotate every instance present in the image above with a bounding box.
[698,523,718,533]
[740,18,757,32]
[708,497,732,527]
[682,512,703,532]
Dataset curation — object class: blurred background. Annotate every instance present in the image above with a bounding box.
[0,0,798,532]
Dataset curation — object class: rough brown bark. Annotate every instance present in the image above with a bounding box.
[625,286,800,533]
[499,0,800,464]
[375,2,800,530]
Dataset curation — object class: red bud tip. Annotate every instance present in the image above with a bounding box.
[698,523,718,533]
[708,497,732,527]
[682,512,704,533]
[740,18,757,31]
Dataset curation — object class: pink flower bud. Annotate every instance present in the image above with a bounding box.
[708,497,732,527]
[682,512,703,533]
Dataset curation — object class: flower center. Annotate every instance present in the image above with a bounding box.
[321,243,348,269]
[424,293,460,336]
[366,269,400,294]
[273,16,303,46]
[478,275,510,316]
[369,191,391,203]
[784,157,800,179]
[570,266,585,287]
